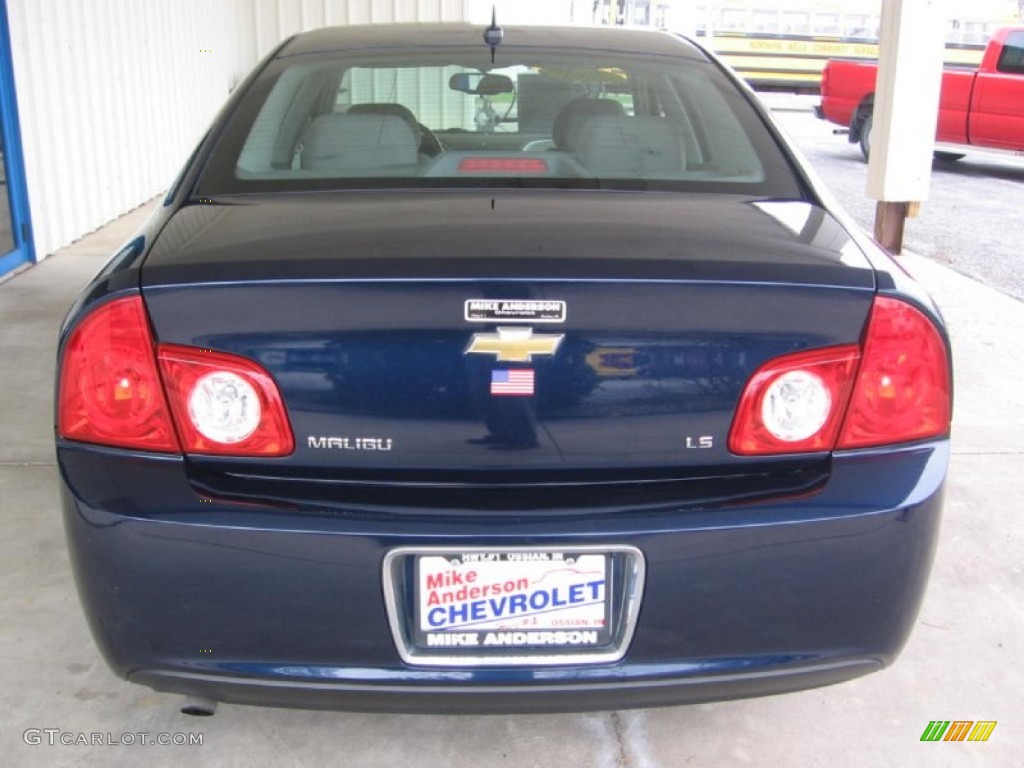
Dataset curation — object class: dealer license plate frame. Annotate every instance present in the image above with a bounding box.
[383,545,645,667]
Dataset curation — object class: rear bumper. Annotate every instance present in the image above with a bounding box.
[132,658,880,714]
[59,440,947,713]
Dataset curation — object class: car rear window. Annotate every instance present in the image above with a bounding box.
[197,45,805,197]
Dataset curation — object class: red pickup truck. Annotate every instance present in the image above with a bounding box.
[817,26,1024,160]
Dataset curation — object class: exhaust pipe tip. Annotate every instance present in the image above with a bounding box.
[180,696,218,717]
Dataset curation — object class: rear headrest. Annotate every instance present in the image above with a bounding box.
[347,103,422,142]
[552,98,626,151]
[301,114,418,172]
[574,116,686,177]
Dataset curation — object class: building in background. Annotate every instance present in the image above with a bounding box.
[0,0,475,277]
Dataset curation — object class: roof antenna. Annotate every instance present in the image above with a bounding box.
[483,6,503,63]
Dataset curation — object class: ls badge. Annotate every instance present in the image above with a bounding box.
[465,327,564,363]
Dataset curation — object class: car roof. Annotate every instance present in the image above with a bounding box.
[276,23,708,62]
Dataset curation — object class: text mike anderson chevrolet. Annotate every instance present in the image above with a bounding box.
[419,552,608,648]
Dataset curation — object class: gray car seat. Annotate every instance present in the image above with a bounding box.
[301,113,419,173]
[574,116,686,177]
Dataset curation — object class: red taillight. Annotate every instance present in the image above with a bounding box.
[729,296,951,456]
[837,297,951,449]
[158,345,294,456]
[58,296,294,457]
[729,345,860,455]
[58,296,180,452]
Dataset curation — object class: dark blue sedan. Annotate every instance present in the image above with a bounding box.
[55,23,951,714]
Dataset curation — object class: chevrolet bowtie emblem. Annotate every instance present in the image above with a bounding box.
[465,327,565,362]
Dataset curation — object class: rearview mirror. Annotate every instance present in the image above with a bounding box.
[448,73,514,96]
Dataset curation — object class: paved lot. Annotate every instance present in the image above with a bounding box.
[770,99,1024,300]
[2,148,1022,765]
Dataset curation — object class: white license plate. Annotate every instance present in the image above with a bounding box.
[415,551,610,650]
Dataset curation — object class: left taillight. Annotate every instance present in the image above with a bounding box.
[58,296,180,452]
[157,344,294,456]
[58,295,294,456]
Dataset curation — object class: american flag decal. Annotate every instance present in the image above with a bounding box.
[490,369,535,396]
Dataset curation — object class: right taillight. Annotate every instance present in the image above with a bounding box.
[728,344,860,455]
[729,295,951,456]
[836,296,951,449]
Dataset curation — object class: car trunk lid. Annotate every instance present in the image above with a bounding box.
[140,191,874,505]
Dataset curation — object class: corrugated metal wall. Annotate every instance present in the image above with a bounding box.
[6,0,239,259]
[5,0,470,261]
[244,0,468,73]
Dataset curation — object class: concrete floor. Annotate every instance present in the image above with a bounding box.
[1,202,1021,768]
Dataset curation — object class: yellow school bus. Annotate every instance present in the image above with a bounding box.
[590,1,1015,92]
[707,31,985,92]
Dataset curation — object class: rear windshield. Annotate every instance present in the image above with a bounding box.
[197,44,805,197]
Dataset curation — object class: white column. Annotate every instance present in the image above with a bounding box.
[866,0,946,205]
